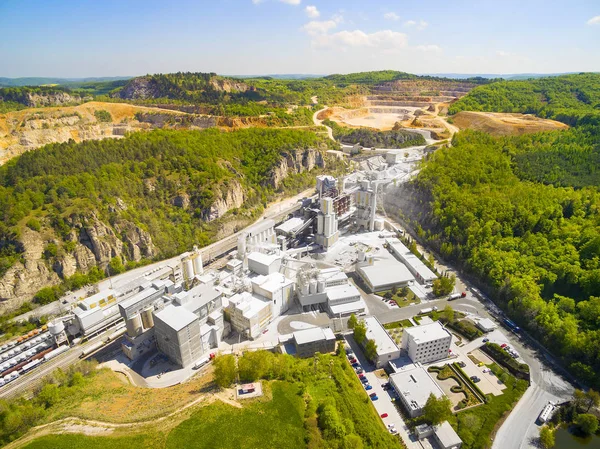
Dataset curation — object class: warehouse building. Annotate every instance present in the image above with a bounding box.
[247,252,281,276]
[293,327,336,357]
[154,305,203,368]
[251,272,295,317]
[356,260,414,293]
[227,291,273,339]
[386,238,437,286]
[401,322,452,364]
[389,364,446,417]
[363,316,401,368]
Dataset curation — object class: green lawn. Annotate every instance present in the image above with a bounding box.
[383,319,414,330]
[16,353,404,449]
[166,382,305,449]
[376,290,420,308]
[22,434,164,449]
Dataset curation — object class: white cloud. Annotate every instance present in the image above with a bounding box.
[305,5,319,18]
[332,13,344,24]
[302,20,338,36]
[496,50,513,57]
[587,15,600,25]
[279,0,301,4]
[252,0,265,4]
[404,19,428,30]
[311,29,408,51]
[384,12,400,21]
[416,44,442,52]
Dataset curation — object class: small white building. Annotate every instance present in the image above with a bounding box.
[363,316,401,368]
[475,318,497,333]
[293,327,336,357]
[401,322,452,364]
[247,252,281,276]
[434,421,463,449]
[389,364,446,417]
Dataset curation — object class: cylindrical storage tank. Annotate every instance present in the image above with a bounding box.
[182,257,194,281]
[48,320,65,336]
[126,314,143,338]
[301,282,309,295]
[357,250,366,262]
[309,279,318,294]
[192,254,203,275]
[317,278,326,293]
[141,307,154,330]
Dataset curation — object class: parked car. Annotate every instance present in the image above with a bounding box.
[365,385,372,390]
[370,393,377,398]
[371,396,379,401]
[482,338,489,343]
[349,357,357,363]
[503,346,511,351]
[352,362,360,368]
[361,377,369,383]
[477,362,484,367]
[500,343,508,348]
[382,382,390,389]
[458,361,466,368]
[470,376,481,383]
[358,373,365,379]
[380,413,388,418]
[345,347,353,355]
[355,368,364,374]
[390,427,398,435]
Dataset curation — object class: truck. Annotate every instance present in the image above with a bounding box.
[539,402,556,423]
[419,307,433,315]
[503,318,520,332]
[448,293,461,301]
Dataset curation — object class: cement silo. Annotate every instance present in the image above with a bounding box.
[182,256,194,281]
[141,307,154,329]
[192,254,204,276]
[125,313,143,338]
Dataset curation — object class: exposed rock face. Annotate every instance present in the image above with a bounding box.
[172,193,190,209]
[116,77,162,100]
[21,92,80,108]
[209,78,248,93]
[0,228,60,309]
[114,220,156,262]
[206,180,246,221]
[268,148,325,189]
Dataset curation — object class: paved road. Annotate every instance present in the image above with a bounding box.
[362,282,573,449]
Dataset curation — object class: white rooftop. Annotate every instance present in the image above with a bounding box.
[405,322,451,344]
[320,268,349,285]
[364,316,399,355]
[243,219,275,236]
[386,238,437,282]
[329,299,367,316]
[154,304,198,332]
[247,252,280,266]
[229,292,271,319]
[435,421,462,448]
[476,318,497,331]
[357,260,414,289]
[251,273,294,293]
[390,364,445,412]
[293,327,336,345]
[275,217,305,234]
[326,284,361,302]
[78,289,117,310]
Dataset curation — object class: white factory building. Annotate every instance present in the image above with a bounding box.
[297,267,366,316]
[247,252,281,276]
[228,291,273,339]
[356,258,414,293]
[401,322,452,364]
[389,363,446,417]
[385,238,437,286]
[237,219,277,256]
[363,316,401,368]
[316,197,339,249]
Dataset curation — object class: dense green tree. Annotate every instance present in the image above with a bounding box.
[353,321,367,345]
[213,354,237,388]
[422,393,453,425]
[432,275,456,297]
[539,426,555,449]
[575,413,598,435]
[364,339,378,362]
[347,313,358,330]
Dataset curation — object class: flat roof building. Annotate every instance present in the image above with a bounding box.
[401,322,452,364]
[356,260,414,293]
[363,316,401,368]
[386,238,437,286]
[154,305,202,368]
[475,318,497,333]
[251,272,295,317]
[293,327,336,358]
[389,364,446,417]
[227,292,272,339]
[247,252,281,276]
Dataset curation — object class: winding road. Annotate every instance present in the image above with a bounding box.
[312,106,334,141]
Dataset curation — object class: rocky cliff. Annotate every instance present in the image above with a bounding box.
[268,148,325,189]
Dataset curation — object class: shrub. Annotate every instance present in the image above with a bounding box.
[26,218,41,231]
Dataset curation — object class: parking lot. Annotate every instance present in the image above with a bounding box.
[344,334,424,449]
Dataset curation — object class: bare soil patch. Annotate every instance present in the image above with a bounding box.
[452,111,568,136]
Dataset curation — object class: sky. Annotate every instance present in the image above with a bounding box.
[0,0,599,78]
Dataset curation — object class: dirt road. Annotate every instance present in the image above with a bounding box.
[312,106,334,141]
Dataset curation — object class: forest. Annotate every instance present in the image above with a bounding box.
[324,119,426,148]
[0,128,335,279]
[448,73,600,127]
[414,129,600,387]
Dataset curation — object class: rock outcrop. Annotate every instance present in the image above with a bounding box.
[206,180,246,221]
[268,148,325,189]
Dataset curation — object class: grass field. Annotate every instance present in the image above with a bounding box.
[13,352,404,449]
[452,111,568,136]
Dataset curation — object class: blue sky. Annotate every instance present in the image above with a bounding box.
[0,0,599,77]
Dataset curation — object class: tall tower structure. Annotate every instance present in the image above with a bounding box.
[316,197,339,249]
